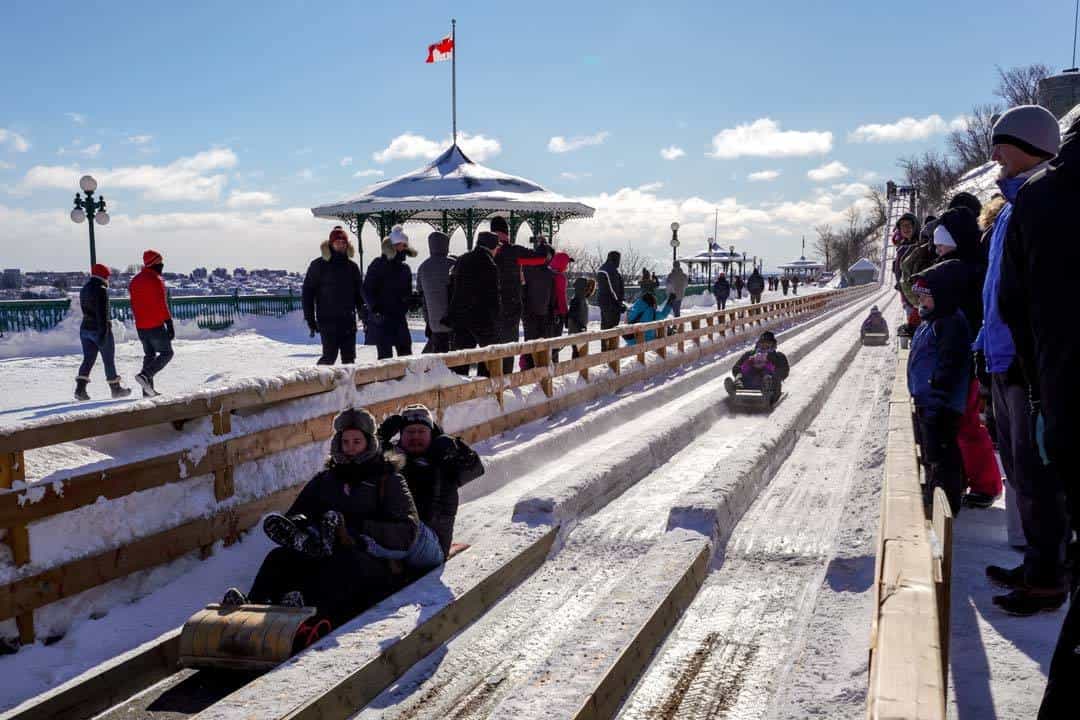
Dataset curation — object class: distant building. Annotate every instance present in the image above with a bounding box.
[233,267,247,278]
[212,267,229,279]
[191,267,208,280]
[1,268,21,290]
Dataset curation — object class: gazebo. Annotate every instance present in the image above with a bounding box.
[778,256,825,281]
[677,248,752,284]
[311,144,595,268]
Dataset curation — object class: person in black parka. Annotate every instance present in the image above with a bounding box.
[303,226,365,365]
[222,407,419,627]
[491,217,549,373]
[746,268,765,303]
[75,264,131,400]
[713,273,731,310]
[364,224,417,360]
[596,251,626,329]
[447,232,501,375]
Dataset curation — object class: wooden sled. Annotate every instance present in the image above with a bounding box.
[178,542,472,672]
[861,332,889,346]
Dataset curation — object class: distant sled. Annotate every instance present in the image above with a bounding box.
[861,332,889,346]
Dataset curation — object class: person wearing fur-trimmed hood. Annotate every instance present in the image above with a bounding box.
[303,226,365,365]
[364,224,418,360]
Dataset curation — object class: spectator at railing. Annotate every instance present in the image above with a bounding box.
[566,277,595,358]
[623,292,674,345]
[364,225,417,360]
[447,231,501,376]
[417,231,455,354]
[596,251,627,329]
[548,251,572,362]
[303,226,365,365]
[521,241,557,368]
[665,261,689,317]
[492,217,549,374]
[999,111,1080,714]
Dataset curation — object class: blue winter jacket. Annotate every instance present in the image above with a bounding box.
[975,167,1046,372]
[908,261,972,416]
[624,297,673,344]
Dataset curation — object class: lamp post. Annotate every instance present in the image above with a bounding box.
[706,236,713,286]
[70,175,109,267]
[669,221,680,264]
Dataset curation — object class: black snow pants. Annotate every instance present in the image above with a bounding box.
[317,320,357,365]
[916,408,965,516]
[496,308,521,374]
[450,325,497,377]
[422,331,451,354]
[600,305,621,330]
[248,546,399,627]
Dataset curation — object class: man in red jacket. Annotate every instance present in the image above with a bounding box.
[129,249,174,396]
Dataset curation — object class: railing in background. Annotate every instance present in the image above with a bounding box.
[0,299,72,334]
[0,284,876,646]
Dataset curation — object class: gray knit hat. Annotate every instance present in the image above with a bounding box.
[992,105,1061,159]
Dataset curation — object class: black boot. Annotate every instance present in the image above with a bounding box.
[109,379,132,399]
[74,378,90,401]
[263,513,324,557]
[221,587,247,606]
[986,564,1026,590]
[993,587,1068,616]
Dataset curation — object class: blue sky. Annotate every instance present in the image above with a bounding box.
[0,0,1073,272]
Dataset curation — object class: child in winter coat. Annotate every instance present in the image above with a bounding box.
[860,306,889,337]
[906,260,971,515]
[725,331,790,401]
[567,277,595,358]
[624,292,674,345]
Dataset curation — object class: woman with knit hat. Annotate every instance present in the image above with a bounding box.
[363,224,418,360]
[75,264,131,400]
[128,249,174,397]
[221,406,420,626]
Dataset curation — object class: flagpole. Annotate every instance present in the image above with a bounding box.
[451,18,457,145]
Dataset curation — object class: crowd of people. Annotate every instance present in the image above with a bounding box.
[894,104,1078,714]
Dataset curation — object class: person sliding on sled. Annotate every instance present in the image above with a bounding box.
[220,407,419,627]
[377,403,484,566]
[725,330,790,404]
[861,305,889,338]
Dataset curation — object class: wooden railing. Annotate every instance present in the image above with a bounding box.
[0,285,873,646]
[867,349,953,719]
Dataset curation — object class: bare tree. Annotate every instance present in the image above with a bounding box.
[948,103,1001,171]
[899,151,963,217]
[813,224,835,270]
[864,187,888,229]
[994,63,1052,107]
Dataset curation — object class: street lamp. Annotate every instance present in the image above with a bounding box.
[669,221,680,263]
[71,175,109,266]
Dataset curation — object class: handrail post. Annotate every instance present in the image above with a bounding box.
[1,450,33,644]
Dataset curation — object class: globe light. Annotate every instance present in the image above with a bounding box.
[670,221,680,232]
[95,210,110,226]
[70,207,86,223]
[79,175,98,194]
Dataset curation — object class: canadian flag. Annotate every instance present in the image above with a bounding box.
[426,36,454,63]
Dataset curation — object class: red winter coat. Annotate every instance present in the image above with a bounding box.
[550,253,571,316]
[129,268,171,329]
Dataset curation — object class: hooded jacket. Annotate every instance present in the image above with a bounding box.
[712,275,731,300]
[1001,115,1079,466]
[446,245,500,334]
[975,160,1052,373]
[522,250,555,319]
[596,251,625,310]
[80,276,111,339]
[932,207,984,331]
[746,269,765,295]
[364,239,416,321]
[892,212,922,287]
[494,241,548,316]
[861,308,889,335]
[666,262,689,300]
[302,238,365,326]
[624,295,674,344]
[417,234,455,334]
[567,277,593,333]
[907,260,972,416]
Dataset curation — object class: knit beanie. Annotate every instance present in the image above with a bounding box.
[477,231,499,251]
[143,249,163,268]
[933,224,957,250]
[912,277,932,297]
[490,216,509,235]
[91,263,111,281]
[389,224,409,247]
[992,105,1061,159]
[948,191,982,218]
[329,407,380,465]
[400,403,435,430]
[329,226,348,244]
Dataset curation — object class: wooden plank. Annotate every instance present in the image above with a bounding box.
[1,449,33,643]
[212,411,234,502]
[932,486,953,683]
[5,630,181,720]
[0,484,304,622]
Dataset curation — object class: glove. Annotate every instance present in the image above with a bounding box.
[307,319,318,337]
[377,414,405,447]
[620,303,628,313]
[164,318,175,341]
[430,434,457,463]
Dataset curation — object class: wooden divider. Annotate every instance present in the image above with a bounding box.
[0,286,871,643]
[866,349,949,720]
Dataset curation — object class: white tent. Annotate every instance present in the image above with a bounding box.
[311,145,594,253]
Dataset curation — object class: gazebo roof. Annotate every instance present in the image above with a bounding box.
[778,256,824,270]
[311,145,595,220]
[678,249,745,263]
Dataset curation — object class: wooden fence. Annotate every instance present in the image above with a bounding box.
[867,349,953,719]
[0,285,873,646]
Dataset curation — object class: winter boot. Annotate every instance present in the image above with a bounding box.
[221,587,248,607]
[135,373,158,398]
[993,586,1068,616]
[263,513,323,557]
[74,378,90,401]
[963,492,996,509]
[986,564,1026,590]
[724,377,738,396]
[280,590,305,608]
[108,378,132,399]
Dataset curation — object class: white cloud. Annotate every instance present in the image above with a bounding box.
[0,128,30,153]
[127,135,153,145]
[354,169,385,178]
[66,113,87,125]
[547,131,610,154]
[807,160,849,181]
[660,146,685,160]
[17,148,238,202]
[638,181,664,192]
[709,119,832,159]
[373,131,501,164]
[831,181,872,198]
[80,143,102,159]
[848,114,969,143]
[226,190,277,208]
[748,169,781,182]
[340,156,353,167]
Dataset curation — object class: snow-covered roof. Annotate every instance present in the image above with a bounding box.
[778,256,824,270]
[848,258,877,272]
[311,145,595,220]
[678,249,746,263]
